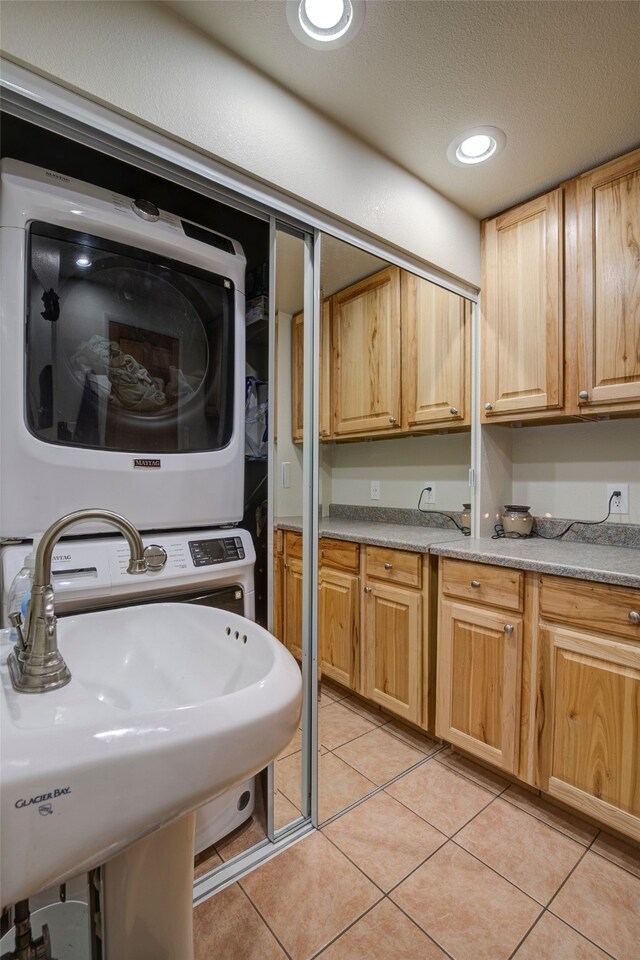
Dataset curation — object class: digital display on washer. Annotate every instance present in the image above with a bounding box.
[188,537,245,566]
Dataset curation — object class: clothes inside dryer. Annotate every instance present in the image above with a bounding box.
[27,222,235,454]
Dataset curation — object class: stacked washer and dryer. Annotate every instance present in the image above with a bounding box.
[0,162,261,874]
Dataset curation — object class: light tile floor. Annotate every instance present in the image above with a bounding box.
[194,684,640,960]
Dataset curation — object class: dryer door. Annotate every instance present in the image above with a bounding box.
[26,222,235,455]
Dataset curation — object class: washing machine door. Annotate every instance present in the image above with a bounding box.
[26,222,236,454]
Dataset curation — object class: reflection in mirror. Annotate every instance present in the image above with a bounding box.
[270,226,311,833]
[315,233,473,825]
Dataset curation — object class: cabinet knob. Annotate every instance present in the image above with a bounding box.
[578,390,589,401]
[364,586,372,594]
[388,416,397,424]
[320,429,329,436]
[384,562,393,571]
[503,624,514,634]
[629,610,640,625]
[484,402,493,412]
[284,562,290,570]
[471,579,481,588]
[450,407,459,416]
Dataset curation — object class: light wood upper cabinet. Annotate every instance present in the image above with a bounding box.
[482,189,564,420]
[402,273,470,428]
[291,300,332,443]
[331,267,402,437]
[575,148,640,411]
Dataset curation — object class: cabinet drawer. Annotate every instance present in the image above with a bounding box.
[540,576,640,642]
[320,538,359,572]
[440,558,524,612]
[365,546,422,589]
[285,531,303,561]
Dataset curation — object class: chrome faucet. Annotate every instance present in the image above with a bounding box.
[7,509,148,694]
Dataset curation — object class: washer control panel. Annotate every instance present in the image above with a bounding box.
[188,536,246,567]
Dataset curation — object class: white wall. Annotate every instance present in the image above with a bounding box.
[511,420,640,525]
[0,0,480,286]
[329,434,472,513]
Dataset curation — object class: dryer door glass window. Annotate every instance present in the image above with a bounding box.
[26,222,236,453]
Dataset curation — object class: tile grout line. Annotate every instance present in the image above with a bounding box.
[235,882,296,960]
[498,788,600,848]
[542,831,625,957]
[388,896,458,960]
[504,831,620,960]
[318,744,449,829]
[384,793,500,898]
[307,900,383,960]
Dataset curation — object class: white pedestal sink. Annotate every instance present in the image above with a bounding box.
[1,604,302,956]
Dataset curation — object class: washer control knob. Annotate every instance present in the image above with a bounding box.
[132,199,160,222]
[144,544,168,571]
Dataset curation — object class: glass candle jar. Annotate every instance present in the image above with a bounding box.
[501,504,533,538]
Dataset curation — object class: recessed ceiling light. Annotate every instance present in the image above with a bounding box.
[286,0,365,49]
[447,126,506,167]
[75,254,92,267]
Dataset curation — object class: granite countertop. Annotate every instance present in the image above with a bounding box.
[430,537,640,589]
[275,516,467,553]
[275,516,639,588]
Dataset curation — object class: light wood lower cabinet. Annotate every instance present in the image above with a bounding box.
[436,558,640,841]
[319,567,360,690]
[362,547,426,726]
[437,599,522,773]
[537,623,640,841]
[275,531,430,728]
[283,556,303,662]
[363,580,423,725]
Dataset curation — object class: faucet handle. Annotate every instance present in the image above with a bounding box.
[9,611,27,651]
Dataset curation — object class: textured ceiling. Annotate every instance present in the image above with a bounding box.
[164,0,640,219]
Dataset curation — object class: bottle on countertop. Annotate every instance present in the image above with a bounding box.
[4,535,42,642]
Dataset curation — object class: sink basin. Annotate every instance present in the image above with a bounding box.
[0,603,302,908]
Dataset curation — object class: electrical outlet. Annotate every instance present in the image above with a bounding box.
[370,480,381,501]
[422,482,436,504]
[281,461,291,489]
[607,484,628,514]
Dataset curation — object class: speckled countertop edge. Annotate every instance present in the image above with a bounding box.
[275,516,467,553]
[430,538,640,589]
[275,518,640,587]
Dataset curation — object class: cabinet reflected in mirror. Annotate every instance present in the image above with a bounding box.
[272,231,474,830]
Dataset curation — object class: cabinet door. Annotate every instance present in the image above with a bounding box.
[291,302,332,442]
[537,624,640,840]
[283,557,303,661]
[482,190,563,419]
[332,267,401,437]
[363,580,422,724]
[575,149,640,410]
[402,273,469,429]
[319,567,360,691]
[436,600,522,772]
